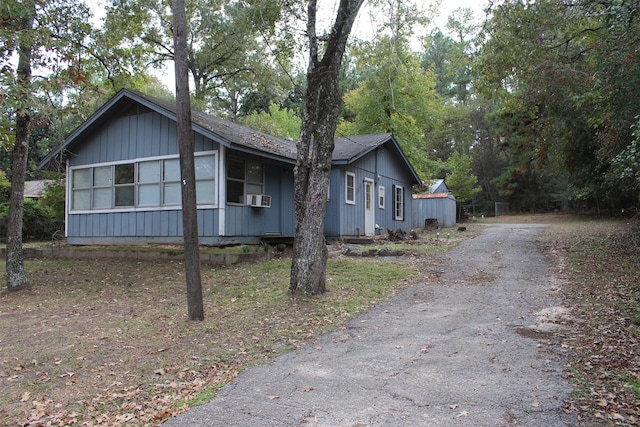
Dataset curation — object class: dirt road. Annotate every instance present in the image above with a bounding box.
[164,223,576,426]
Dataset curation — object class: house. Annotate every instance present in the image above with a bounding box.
[412,179,457,228]
[39,89,420,245]
[24,180,54,199]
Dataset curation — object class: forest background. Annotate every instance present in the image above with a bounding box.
[1,0,640,223]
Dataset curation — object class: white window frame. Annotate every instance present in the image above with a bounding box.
[226,156,265,205]
[69,150,217,213]
[378,185,385,209]
[345,172,355,205]
[393,185,404,221]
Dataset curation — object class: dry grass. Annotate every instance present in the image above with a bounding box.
[537,216,640,425]
[0,250,423,426]
[2,214,638,426]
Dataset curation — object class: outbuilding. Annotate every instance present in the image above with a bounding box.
[412,179,457,228]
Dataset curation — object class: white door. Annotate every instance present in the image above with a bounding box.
[364,179,375,236]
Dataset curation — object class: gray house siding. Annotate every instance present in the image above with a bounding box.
[44,91,421,246]
[324,168,341,237]
[412,195,457,228]
[326,146,415,237]
[374,147,415,233]
[65,108,294,245]
[222,153,294,239]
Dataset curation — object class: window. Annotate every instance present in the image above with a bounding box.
[226,156,264,204]
[378,186,385,209]
[162,158,181,205]
[345,172,355,204]
[195,155,216,204]
[70,152,217,211]
[393,185,404,221]
[71,168,91,210]
[138,160,161,206]
[114,164,134,207]
[92,166,112,209]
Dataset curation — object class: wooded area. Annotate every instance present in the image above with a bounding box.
[2,0,640,287]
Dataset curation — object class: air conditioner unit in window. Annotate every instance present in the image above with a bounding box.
[246,194,271,208]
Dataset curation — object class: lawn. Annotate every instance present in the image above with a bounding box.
[0,229,468,427]
[1,215,638,426]
[535,215,640,425]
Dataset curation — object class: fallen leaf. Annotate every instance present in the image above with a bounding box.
[267,395,280,400]
[455,411,468,418]
[20,391,32,402]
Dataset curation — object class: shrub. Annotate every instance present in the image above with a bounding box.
[40,180,66,222]
[0,198,62,242]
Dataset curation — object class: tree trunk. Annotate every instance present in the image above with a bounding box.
[289,0,365,296]
[6,1,35,292]
[172,0,204,320]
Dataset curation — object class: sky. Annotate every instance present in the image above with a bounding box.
[85,0,489,91]
[350,0,488,39]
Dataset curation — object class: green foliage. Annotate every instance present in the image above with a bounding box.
[40,180,66,222]
[445,151,481,204]
[339,36,444,179]
[0,171,10,203]
[1,0,96,181]
[238,102,300,140]
[0,198,61,241]
[100,0,289,115]
[475,0,640,212]
[611,118,640,195]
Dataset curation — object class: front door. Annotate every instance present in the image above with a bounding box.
[364,179,375,236]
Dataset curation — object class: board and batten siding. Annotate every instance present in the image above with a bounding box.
[67,210,217,245]
[325,146,415,237]
[69,110,216,165]
[411,194,457,228]
[65,109,296,245]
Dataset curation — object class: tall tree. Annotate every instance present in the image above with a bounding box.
[475,0,640,212]
[172,0,204,320]
[444,7,478,105]
[1,0,91,290]
[289,0,365,296]
[445,150,481,218]
[101,0,285,114]
[3,0,34,291]
[339,36,443,179]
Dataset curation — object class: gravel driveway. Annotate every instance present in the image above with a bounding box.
[165,223,577,426]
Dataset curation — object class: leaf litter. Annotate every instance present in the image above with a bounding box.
[0,254,419,426]
[541,217,640,425]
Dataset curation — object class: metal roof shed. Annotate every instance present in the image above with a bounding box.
[412,192,457,228]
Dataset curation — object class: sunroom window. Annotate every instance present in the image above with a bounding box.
[70,152,216,211]
[114,164,134,207]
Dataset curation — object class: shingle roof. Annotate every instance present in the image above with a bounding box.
[39,90,420,184]
[333,134,392,162]
[24,180,54,198]
[133,91,299,161]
